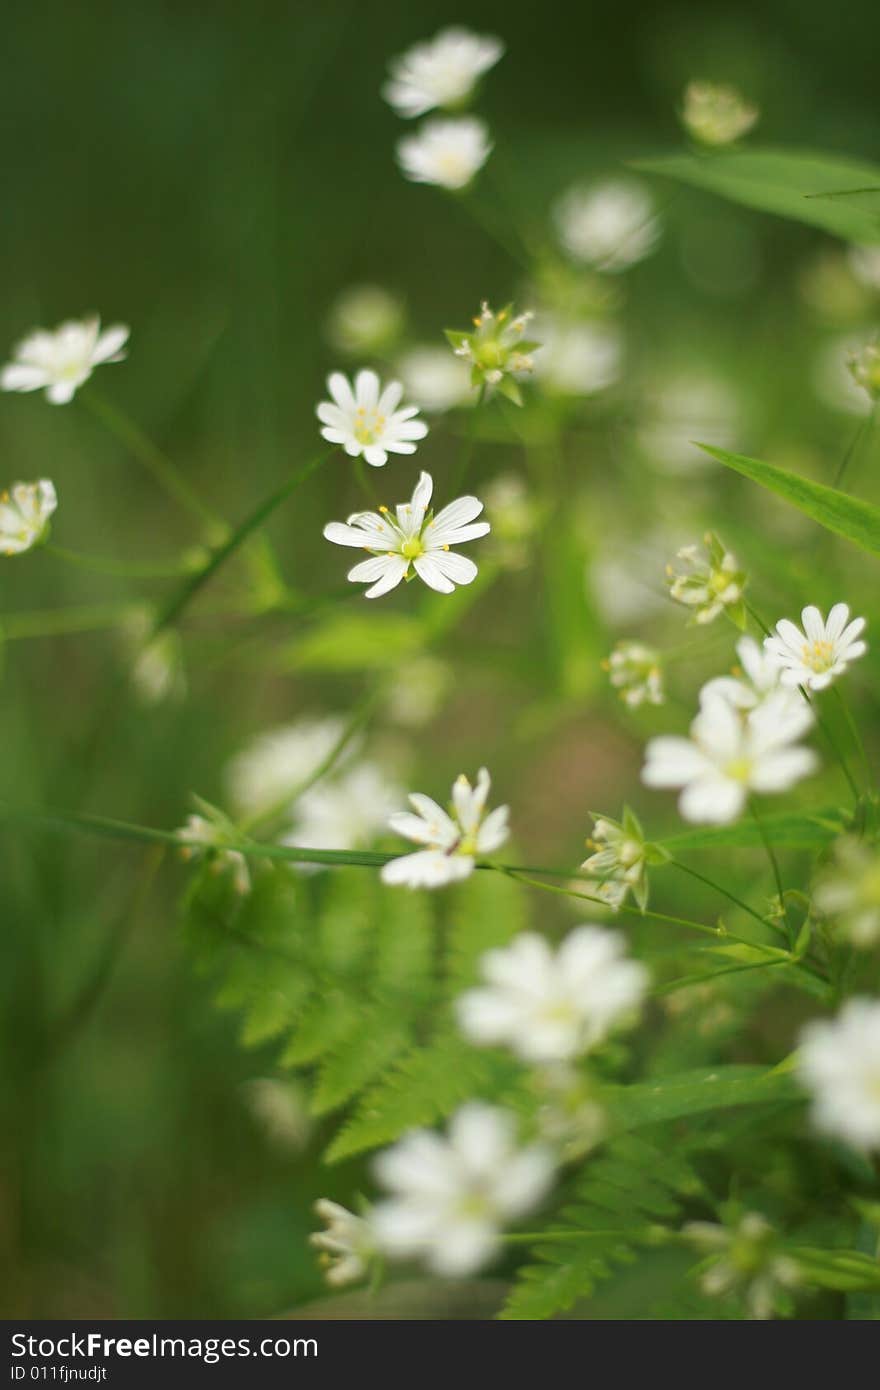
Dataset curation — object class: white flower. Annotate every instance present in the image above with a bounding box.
[177,807,250,895]
[667,534,747,627]
[457,926,648,1063]
[700,636,786,710]
[446,301,540,404]
[1,317,129,404]
[381,767,508,889]
[604,641,664,708]
[371,1102,554,1276]
[283,762,402,857]
[681,81,759,147]
[397,346,472,412]
[848,342,880,401]
[317,368,428,467]
[383,27,504,118]
[813,333,876,417]
[0,479,57,556]
[325,285,405,356]
[227,717,350,820]
[813,837,880,948]
[684,1213,800,1320]
[310,1200,376,1288]
[553,179,660,272]
[534,317,623,397]
[642,692,818,825]
[396,116,492,190]
[582,808,666,910]
[324,470,490,600]
[242,1077,312,1153]
[798,999,880,1149]
[764,603,867,692]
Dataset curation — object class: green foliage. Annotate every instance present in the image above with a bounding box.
[660,809,848,852]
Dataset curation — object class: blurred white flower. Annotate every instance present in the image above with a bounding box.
[177,806,250,895]
[554,179,660,272]
[0,479,57,556]
[667,534,747,626]
[325,285,405,356]
[383,27,504,118]
[397,116,492,190]
[242,1077,313,1153]
[764,603,867,692]
[681,82,759,147]
[813,837,880,948]
[283,762,401,857]
[604,640,664,708]
[457,925,648,1062]
[324,469,490,599]
[227,717,350,821]
[700,635,785,710]
[848,245,880,292]
[638,372,741,475]
[813,333,875,416]
[317,368,428,467]
[1,317,128,404]
[590,528,678,627]
[848,341,880,401]
[397,345,472,412]
[381,767,508,889]
[310,1200,376,1288]
[371,1102,554,1276]
[684,1213,800,1320]
[642,691,818,824]
[535,317,623,396]
[798,999,880,1149]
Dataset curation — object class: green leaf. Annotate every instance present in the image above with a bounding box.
[699,444,880,556]
[445,869,530,993]
[660,808,846,852]
[632,148,880,244]
[604,1065,801,1132]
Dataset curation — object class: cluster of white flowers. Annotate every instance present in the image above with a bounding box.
[603,640,664,708]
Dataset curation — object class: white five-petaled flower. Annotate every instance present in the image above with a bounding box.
[381,767,508,888]
[310,1200,376,1288]
[371,1102,555,1277]
[396,116,492,190]
[700,635,786,711]
[1,317,129,404]
[317,369,428,467]
[324,470,490,600]
[0,479,57,556]
[553,179,660,273]
[798,999,880,1150]
[456,926,648,1063]
[642,691,818,825]
[383,27,504,118]
[764,604,867,692]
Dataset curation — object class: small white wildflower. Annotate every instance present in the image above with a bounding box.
[325,285,405,356]
[381,767,508,889]
[848,342,880,401]
[177,804,250,895]
[324,469,490,600]
[582,807,667,910]
[813,333,877,416]
[553,179,660,272]
[604,641,664,708]
[642,691,818,825]
[813,836,880,948]
[396,116,492,190]
[1,317,128,404]
[457,925,648,1063]
[371,1102,554,1277]
[310,1199,376,1288]
[445,301,540,405]
[534,316,623,397]
[681,82,759,147]
[383,27,504,118]
[0,479,57,556]
[667,533,747,627]
[397,345,472,412]
[764,603,867,692]
[798,999,880,1149]
[317,368,427,467]
[685,1212,800,1320]
[700,635,786,711]
[227,717,350,822]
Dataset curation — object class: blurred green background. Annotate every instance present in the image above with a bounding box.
[2,0,880,1317]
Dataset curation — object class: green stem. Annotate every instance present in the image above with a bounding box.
[668,858,778,934]
[834,403,876,491]
[749,797,785,909]
[832,684,873,791]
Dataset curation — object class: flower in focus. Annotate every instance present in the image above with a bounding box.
[700,635,786,711]
[553,179,660,273]
[381,767,508,889]
[764,603,867,691]
[396,116,492,190]
[456,925,648,1062]
[582,807,667,910]
[371,1102,554,1276]
[642,692,818,824]
[324,470,490,599]
[0,479,57,556]
[1,317,129,404]
[684,1212,800,1320]
[445,301,540,404]
[813,836,880,948]
[310,1200,376,1288]
[397,345,472,412]
[325,285,405,357]
[667,533,747,627]
[798,999,880,1149]
[534,316,623,397]
[681,82,759,147]
[603,641,664,708]
[383,27,504,118]
[847,342,880,401]
[177,801,250,896]
[317,369,428,466]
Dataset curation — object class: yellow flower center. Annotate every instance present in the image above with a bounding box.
[353,407,386,445]
[725,757,753,783]
[801,639,834,673]
[401,537,424,560]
